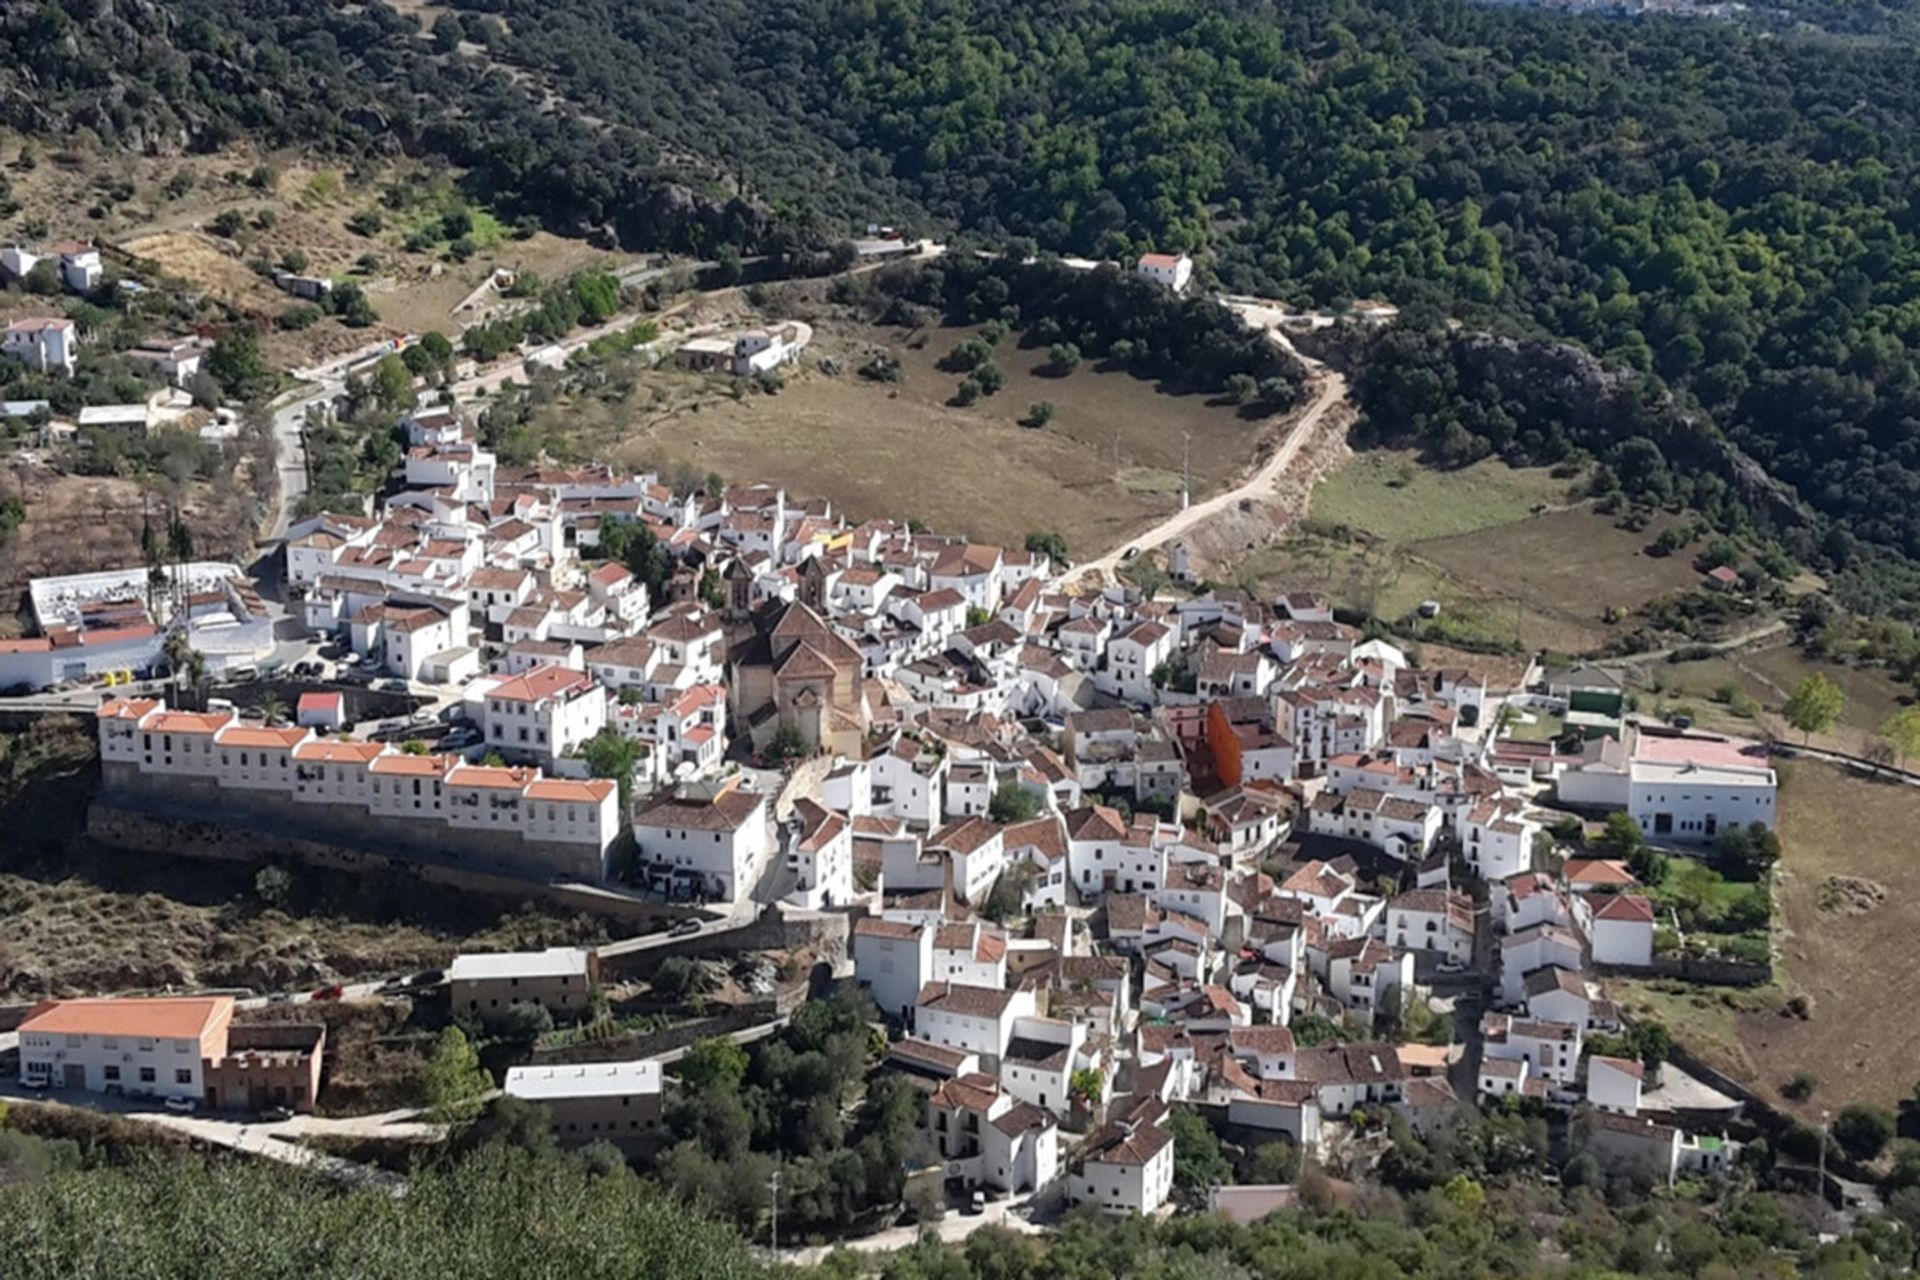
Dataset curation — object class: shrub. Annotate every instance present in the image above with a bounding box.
[1834,1103,1895,1162]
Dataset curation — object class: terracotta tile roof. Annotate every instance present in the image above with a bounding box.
[446,764,538,790]
[855,917,922,941]
[929,815,999,855]
[1001,815,1066,862]
[97,698,161,721]
[1523,966,1588,1000]
[292,740,386,764]
[1064,804,1128,842]
[146,710,232,735]
[488,664,595,703]
[525,778,616,803]
[916,981,1017,1018]
[636,789,764,831]
[1083,1117,1173,1167]
[1229,1025,1296,1056]
[217,725,309,749]
[368,753,454,777]
[1563,858,1638,888]
[928,1071,1002,1113]
[21,996,230,1041]
[1593,893,1655,923]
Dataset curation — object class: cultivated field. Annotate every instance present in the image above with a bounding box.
[583,316,1294,557]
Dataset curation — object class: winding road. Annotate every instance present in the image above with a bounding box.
[1063,360,1348,593]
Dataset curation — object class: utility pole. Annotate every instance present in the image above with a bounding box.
[1816,1109,1830,1214]
[1181,430,1192,511]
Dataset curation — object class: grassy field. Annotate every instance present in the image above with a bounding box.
[560,314,1294,558]
[1630,642,1912,757]
[1613,761,1920,1111]
[1229,449,1708,656]
[1307,450,1574,543]
[1730,760,1920,1112]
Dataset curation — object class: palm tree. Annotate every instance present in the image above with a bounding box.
[161,630,204,708]
[255,694,287,726]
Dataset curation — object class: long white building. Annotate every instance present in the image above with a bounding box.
[95,697,621,881]
[1558,726,1775,843]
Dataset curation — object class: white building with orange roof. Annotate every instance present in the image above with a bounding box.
[631,781,770,903]
[1461,796,1540,882]
[522,776,619,852]
[1558,724,1775,842]
[584,559,648,628]
[3,316,77,374]
[17,996,231,1102]
[1584,892,1656,967]
[136,706,239,776]
[367,751,456,818]
[96,698,622,882]
[473,664,607,768]
[291,738,385,806]
[1135,251,1193,293]
[213,722,311,791]
[782,796,853,909]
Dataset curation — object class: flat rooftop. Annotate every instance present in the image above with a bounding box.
[504,1059,659,1100]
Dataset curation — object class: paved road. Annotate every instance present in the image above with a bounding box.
[265,381,338,543]
[0,1077,429,1189]
[1063,360,1348,593]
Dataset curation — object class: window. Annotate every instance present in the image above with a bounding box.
[139,1067,156,1084]
[175,1068,192,1085]
[104,1066,121,1081]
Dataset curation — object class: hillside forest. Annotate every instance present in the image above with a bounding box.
[7,0,1920,597]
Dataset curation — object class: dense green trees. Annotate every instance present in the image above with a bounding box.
[0,1144,761,1280]
[654,989,920,1240]
[15,0,1920,588]
[2,1102,1916,1279]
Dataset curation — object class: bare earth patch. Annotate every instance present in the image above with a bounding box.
[597,317,1292,558]
[1734,761,1920,1111]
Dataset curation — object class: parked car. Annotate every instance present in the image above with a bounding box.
[267,992,292,1005]
[670,917,702,937]
[375,678,411,693]
[408,709,435,726]
[311,983,344,1002]
[965,1190,985,1216]
[410,969,445,988]
[259,1106,295,1122]
[164,1096,197,1114]
[20,1075,50,1091]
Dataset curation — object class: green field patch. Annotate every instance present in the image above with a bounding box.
[1308,449,1575,544]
